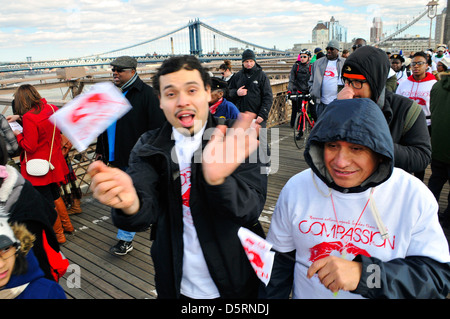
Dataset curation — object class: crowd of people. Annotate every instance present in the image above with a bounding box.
[1,39,449,299]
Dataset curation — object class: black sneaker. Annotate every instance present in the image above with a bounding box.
[296,132,303,140]
[110,240,133,255]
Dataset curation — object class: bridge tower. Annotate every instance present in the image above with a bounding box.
[188,19,203,55]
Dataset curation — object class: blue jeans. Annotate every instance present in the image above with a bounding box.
[115,165,135,242]
[117,229,136,242]
[316,102,328,120]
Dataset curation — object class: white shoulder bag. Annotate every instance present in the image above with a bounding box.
[25,105,56,177]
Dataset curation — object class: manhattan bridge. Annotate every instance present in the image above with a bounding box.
[0,3,439,73]
[0,19,289,73]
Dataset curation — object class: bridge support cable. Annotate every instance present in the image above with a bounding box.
[373,8,429,46]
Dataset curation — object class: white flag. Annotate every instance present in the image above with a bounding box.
[237,227,275,286]
[49,82,132,151]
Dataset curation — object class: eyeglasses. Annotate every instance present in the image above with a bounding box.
[411,62,426,67]
[352,44,364,51]
[342,77,367,89]
[0,245,17,261]
[111,68,132,73]
[326,47,337,51]
[300,55,309,59]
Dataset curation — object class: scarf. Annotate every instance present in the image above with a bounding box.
[120,72,138,92]
[0,283,29,299]
[209,98,223,115]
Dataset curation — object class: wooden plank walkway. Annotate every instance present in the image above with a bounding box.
[59,123,450,299]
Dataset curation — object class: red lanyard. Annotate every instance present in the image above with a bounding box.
[330,188,374,247]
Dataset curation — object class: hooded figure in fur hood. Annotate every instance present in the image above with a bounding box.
[338,45,431,174]
[0,220,66,299]
[262,98,450,299]
[0,135,68,283]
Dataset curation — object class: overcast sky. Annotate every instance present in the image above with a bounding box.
[0,0,442,62]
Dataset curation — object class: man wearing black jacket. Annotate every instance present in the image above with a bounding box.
[89,55,267,299]
[337,46,431,174]
[95,56,166,256]
[228,49,273,171]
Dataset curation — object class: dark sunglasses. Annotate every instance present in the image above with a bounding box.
[326,47,337,51]
[300,55,309,59]
[111,67,132,73]
[352,44,364,50]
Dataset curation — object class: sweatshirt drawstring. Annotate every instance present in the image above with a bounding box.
[311,170,331,197]
[368,188,389,240]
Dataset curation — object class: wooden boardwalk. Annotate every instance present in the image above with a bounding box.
[59,123,450,299]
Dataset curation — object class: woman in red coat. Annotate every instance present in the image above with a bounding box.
[12,84,73,243]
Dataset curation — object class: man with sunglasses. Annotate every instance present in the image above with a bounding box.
[96,55,166,256]
[308,39,345,119]
[337,46,431,175]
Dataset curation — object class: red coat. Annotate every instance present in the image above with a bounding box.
[16,99,69,186]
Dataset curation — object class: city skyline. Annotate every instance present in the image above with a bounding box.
[0,0,443,62]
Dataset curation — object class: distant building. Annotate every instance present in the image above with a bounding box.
[312,21,329,49]
[292,17,348,53]
[325,16,348,43]
[370,17,383,43]
[435,7,447,47]
[377,36,435,54]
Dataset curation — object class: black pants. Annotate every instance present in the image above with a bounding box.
[428,159,450,217]
[34,183,60,207]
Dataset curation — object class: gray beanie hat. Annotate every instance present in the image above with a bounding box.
[327,39,340,51]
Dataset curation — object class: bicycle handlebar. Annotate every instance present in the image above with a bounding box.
[289,93,311,99]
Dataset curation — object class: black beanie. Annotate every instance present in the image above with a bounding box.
[342,46,390,103]
[242,49,256,62]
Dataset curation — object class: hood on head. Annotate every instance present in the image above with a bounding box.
[343,46,390,104]
[304,98,394,193]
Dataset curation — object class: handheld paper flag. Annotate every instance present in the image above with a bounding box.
[49,82,132,151]
[237,227,275,286]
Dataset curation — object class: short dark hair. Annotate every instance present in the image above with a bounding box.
[152,55,211,93]
[412,51,428,61]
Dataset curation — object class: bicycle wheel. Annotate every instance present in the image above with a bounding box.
[294,112,307,149]
[302,117,313,148]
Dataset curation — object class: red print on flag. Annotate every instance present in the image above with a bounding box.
[49,82,131,152]
[309,241,370,262]
[238,227,275,286]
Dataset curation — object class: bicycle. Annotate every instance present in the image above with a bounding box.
[289,93,315,149]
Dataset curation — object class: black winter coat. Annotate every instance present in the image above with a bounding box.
[111,114,268,298]
[96,76,166,168]
[287,61,310,94]
[228,64,273,121]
